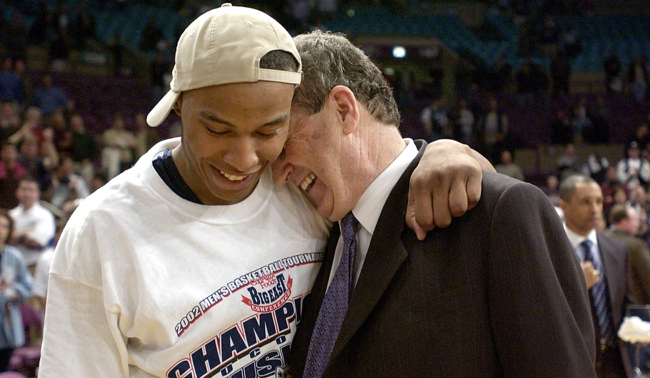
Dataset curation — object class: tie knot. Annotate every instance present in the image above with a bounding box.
[580,239,595,262]
[341,212,359,242]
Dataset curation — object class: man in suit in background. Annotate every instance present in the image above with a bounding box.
[606,203,650,305]
[274,30,597,377]
[559,175,634,378]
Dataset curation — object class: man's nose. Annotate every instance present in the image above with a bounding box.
[224,138,259,172]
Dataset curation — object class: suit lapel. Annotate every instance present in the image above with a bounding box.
[597,234,620,295]
[595,233,626,325]
[329,141,427,363]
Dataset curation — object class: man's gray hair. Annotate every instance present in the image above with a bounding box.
[292,30,401,127]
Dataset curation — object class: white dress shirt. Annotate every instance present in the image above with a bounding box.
[564,226,603,268]
[328,138,418,288]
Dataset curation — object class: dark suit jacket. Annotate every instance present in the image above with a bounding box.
[290,143,597,377]
[604,228,650,305]
[595,231,635,377]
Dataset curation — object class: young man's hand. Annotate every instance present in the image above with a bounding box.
[406,140,495,240]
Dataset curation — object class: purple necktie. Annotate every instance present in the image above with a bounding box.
[581,239,615,347]
[303,212,358,378]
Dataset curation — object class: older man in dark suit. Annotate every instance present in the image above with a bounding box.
[273,30,597,378]
[559,175,635,378]
[606,203,650,305]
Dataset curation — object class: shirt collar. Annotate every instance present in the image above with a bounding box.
[564,225,598,249]
[351,138,418,235]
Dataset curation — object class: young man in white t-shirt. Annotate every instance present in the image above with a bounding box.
[39,5,491,377]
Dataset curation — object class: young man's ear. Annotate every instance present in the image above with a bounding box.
[172,93,183,117]
[329,85,359,135]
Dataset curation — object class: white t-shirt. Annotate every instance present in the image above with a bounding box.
[31,247,54,299]
[39,138,330,377]
[9,202,56,266]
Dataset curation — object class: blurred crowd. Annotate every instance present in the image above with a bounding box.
[0,59,161,376]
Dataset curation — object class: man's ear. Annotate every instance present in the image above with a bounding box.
[172,93,183,117]
[329,85,359,135]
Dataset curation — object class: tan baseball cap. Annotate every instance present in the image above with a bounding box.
[146,3,302,127]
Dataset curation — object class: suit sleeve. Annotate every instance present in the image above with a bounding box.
[39,217,130,377]
[487,181,597,377]
[630,244,650,304]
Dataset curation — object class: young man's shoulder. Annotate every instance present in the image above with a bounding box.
[74,170,145,216]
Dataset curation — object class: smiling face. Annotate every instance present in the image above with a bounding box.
[272,102,360,222]
[173,81,295,205]
[271,31,402,221]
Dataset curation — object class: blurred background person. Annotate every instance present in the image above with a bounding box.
[495,149,524,181]
[0,208,33,372]
[542,174,561,206]
[43,154,89,210]
[101,113,136,180]
[9,177,55,268]
[133,112,159,160]
[559,175,634,378]
[69,113,99,186]
[616,141,650,191]
[605,204,650,305]
[0,143,27,210]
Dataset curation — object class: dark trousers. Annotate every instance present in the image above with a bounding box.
[596,345,627,378]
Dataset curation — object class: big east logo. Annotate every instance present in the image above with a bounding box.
[242,274,293,313]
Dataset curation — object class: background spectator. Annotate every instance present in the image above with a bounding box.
[69,3,96,50]
[133,112,159,160]
[495,149,525,181]
[585,95,611,144]
[9,177,56,267]
[0,208,34,372]
[616,141,650,190]
[453,99,475,146]
[605,204,650,305]
[101,113,136,180]
[550,108,575,146]
[0,143,27,210]
[419,95,449,141]
[550,48,572,99]
[17,135,52,192]
[69,113,98,185]
[43,154,89,210]
[0,57,24,105]
[30,74,67,117]
[139,14,164,52]
[0,101,21,144]
[628,56,649,104]
[557,143,582,180]
[541,174,561,206]
[477,97,509,163]
[603,50,623,94]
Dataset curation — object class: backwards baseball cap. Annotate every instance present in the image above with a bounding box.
[146,3,302,127]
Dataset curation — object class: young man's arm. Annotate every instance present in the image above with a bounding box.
[407,139,495,240]
[40,274,129,377]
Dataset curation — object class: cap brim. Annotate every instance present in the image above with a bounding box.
[147,89,180,127]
